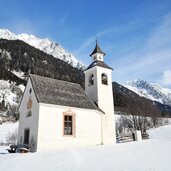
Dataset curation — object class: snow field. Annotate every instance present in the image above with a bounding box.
[0,123,171,171]
[0,122,18,144]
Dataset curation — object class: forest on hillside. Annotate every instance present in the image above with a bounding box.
[0,39,171,121]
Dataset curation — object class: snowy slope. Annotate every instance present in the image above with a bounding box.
[0,80,24,116]
[0,122,18,143]
[0,80,17,107]
[124,79,171,106]
[0,124,171,171]
[0,29,85,69]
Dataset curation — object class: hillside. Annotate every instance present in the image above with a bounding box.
[113,82,171,117]
[0,38,84,120]
[0,38,171,119]
[0,29,84,69]
[124,79,171,106]
[0,39,84,86]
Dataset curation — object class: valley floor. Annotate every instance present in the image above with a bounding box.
[0,123,171,171]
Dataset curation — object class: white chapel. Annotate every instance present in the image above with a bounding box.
[17,42,116,152]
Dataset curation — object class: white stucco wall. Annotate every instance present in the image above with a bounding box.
[84,67,98,104]
[97,67,116,144]
[92,52,104,61]
[37,103,102,151]
[17,78,39,152]
[84,66,116,144]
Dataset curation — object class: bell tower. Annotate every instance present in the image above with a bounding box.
[84,41,115,144]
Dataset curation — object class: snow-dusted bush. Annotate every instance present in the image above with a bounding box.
[6,128,18,145]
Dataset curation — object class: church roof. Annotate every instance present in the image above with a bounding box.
[30,74,104,112]
[86,61,113,70]
[90,41,106,56]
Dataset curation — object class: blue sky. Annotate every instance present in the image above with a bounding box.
[0,0,171,88]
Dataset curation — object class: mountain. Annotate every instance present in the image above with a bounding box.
[0,29,85,69]
[0,32,170,120]
[113,81,171,117]
[124,79,171,106]
[0,38,84,120]
[0,39,84,86]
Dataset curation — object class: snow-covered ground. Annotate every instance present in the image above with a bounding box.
[0,122,18,144]
[0,123,171,171]
[11,70,25,80]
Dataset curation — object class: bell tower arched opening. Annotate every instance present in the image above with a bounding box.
[89,74,94,86]
[101,73,108,85]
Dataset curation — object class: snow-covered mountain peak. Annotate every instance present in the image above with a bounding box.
[0,29,16,40]
[125,79,149,87]
[124,79,171,106]
[0,29,85,69]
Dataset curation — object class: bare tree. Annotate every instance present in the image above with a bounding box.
[6,129,18,145]
[117,114,153,135]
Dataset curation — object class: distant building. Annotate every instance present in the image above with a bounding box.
[17,42,116,152]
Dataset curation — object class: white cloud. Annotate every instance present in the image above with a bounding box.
[162,70,171,86]
[73,10,171,86]
[73,25,134,65]
[146,12,171,50]
[73,27,116,56]
[113,11,171,84]
[58,12,69,26]
[9,19,38,35]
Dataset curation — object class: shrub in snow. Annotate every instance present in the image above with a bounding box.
[6,129,18,145]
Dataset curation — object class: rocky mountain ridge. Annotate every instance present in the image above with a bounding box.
[0,29,84,69]
[0,35,171,121]
[124,79,171,106]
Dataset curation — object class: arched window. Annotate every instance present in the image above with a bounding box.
[101,73,108,85]
[26,110,32,117]
[89,74,94,86]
